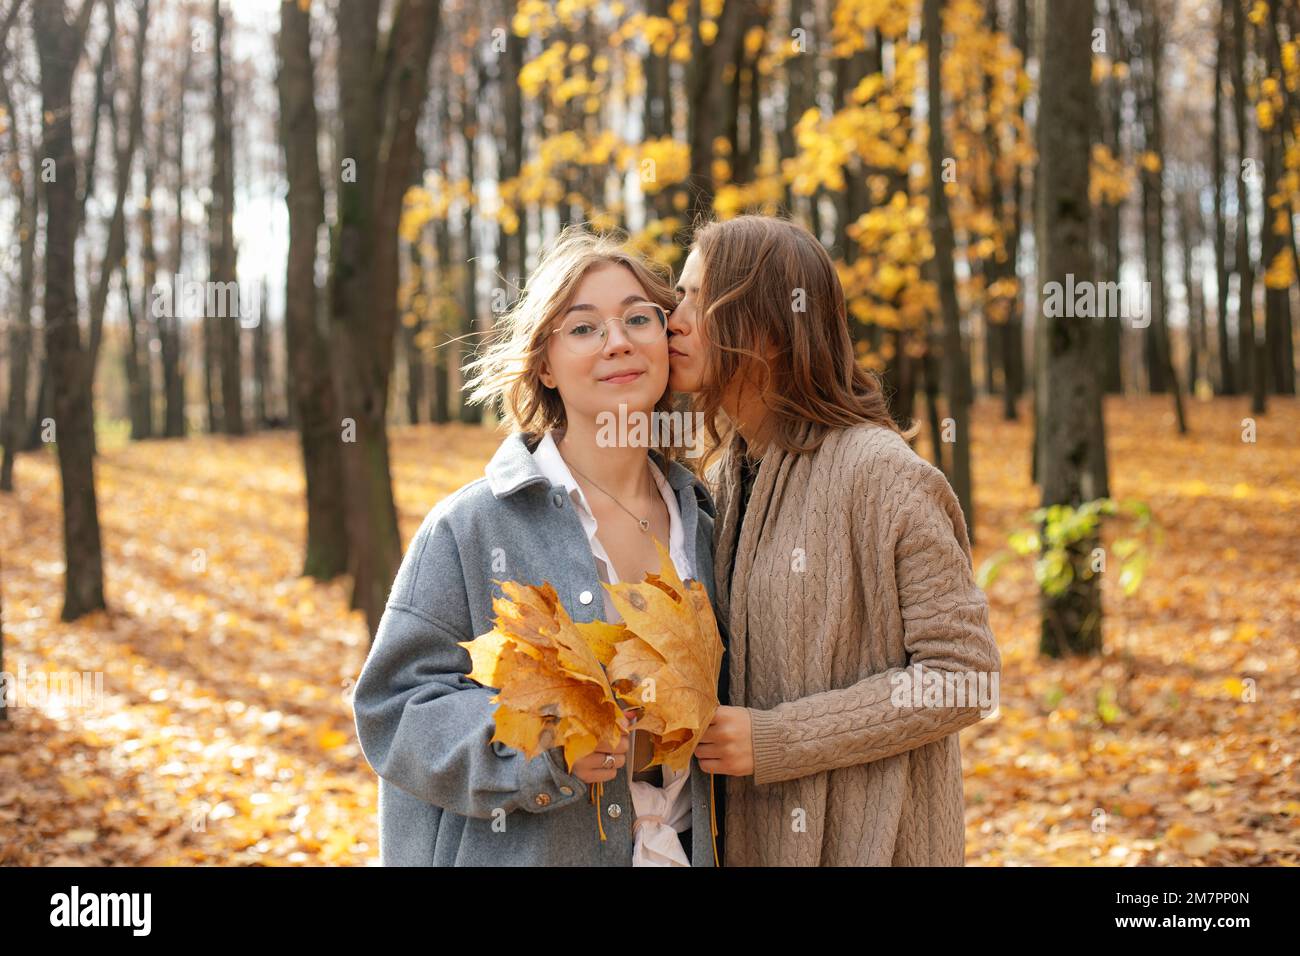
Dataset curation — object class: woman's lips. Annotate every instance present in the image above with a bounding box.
[600,370,645,385]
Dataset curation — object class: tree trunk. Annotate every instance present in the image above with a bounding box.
[403,194,426,427]
[642,0,676,223]
[1101,0,1124,394]
[430,215,453,424]
[1231,0,1265,414]
[924,0,974,541]
[277,0,349,580]
[329,0,441,637]
[162,28,191,439]
[920,334,945,471]
[494,4,525,305]
[833,45,871,273]
[0,65,36,491]
[1259,11,1295,397]
[88,0,150,416]
[778,0,813,217]
[1262,133,1293,396]
[458,62,481,425]
[211,0,243,434]
[1035,0,1109,657]
[1266,0,1300,302]
[1213,1,1236,395]
[685,0,749,229]
[76,1,115,239]
[1000,0,1030,420]
[34,0,107,621]
[981,0,1012,406]
[122,261,148,438]
[253,278,270,425]
[23,360,51,452]
[1179,195,1205,394]
[1137,2,1186,430]
[133,124,158,440]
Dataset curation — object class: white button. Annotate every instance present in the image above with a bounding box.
[559,786,573,796]
[579,590,593,605]
[607,803,622,818]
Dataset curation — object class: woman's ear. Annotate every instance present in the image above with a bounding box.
[538,358,556,390]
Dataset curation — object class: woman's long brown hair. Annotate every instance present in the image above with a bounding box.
[690,215,914,465]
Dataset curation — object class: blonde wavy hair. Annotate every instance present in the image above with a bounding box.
[464,224,680,438]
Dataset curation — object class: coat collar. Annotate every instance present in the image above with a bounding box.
[485,430,712,514]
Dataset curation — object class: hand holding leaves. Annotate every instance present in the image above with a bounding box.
[460,539,724,774]
[459,580,630,771]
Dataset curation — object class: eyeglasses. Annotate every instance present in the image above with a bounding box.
[549,303,668,356]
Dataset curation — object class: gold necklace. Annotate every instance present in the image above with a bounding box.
[558,442,653,533]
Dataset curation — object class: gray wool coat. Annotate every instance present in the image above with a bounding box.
[352,431,722,866]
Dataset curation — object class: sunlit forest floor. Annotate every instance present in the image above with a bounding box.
[1,396,1297,865]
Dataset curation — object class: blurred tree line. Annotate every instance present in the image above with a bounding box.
[0,0,1296,659]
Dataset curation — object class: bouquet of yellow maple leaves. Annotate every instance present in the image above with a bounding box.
[458,539,724,846]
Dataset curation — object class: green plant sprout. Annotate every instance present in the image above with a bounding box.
[977,497,1163,598]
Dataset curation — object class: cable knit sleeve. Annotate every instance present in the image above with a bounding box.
[746,438,1001,786]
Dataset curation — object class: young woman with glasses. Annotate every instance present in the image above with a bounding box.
[351,226,723,866]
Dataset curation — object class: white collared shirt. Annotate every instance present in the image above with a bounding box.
[532,428,694,867]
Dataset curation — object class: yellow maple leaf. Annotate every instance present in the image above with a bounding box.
[460,581,631,770]
[604,539,724,773]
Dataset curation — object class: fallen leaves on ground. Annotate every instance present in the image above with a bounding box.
[935,397,1300,866]
[0,399,1296,865]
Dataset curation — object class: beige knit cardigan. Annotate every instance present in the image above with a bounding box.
[709,419,1001,866]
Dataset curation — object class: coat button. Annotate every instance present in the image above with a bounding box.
[552,491,565,507]
[534,793,551,807]
[579,590,593,605]
[559,785,573,796]
[606,803,622,818]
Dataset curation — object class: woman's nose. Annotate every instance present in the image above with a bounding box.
[602,320,635,353]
